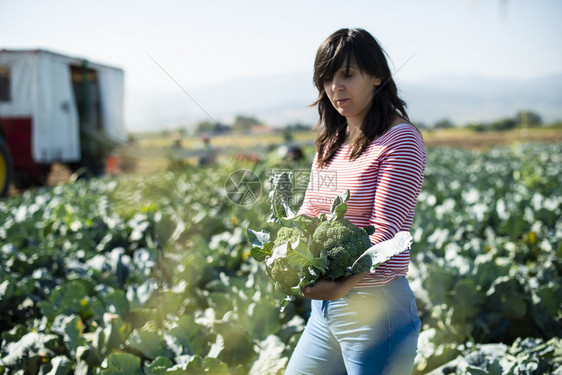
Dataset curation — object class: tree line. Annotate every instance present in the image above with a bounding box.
[158,109,559,138]
[193,115,312,135]
[424,110,555,132]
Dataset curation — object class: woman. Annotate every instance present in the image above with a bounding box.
[284,28,426,375]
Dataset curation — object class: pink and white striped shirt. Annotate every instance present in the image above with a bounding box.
[298,123,426,287]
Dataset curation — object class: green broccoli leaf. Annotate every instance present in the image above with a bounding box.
[293,266,323,294]
[247,228,274,261]
[0,332,59,369]
[285,236,328,276]
[180,355,230,374]
[280,296,295,312]
[331,203,347,222]
[125,329,168,360]
[267,243,289,266]
[279,214,318,236]
[246,228,271,248]
[282,201,297,219]
[48,355,72,375]
[101,352,141,375]
[76,345,102,367]
[50,314,86,356]
[145,356,174,375]
[268,172,295,223]
[349,231,413,274]
[330,190,350,221]
[249,335,290,375]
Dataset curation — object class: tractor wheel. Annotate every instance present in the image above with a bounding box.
[0,137,13,197]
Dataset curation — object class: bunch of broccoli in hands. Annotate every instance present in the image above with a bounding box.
[247,172,413,307]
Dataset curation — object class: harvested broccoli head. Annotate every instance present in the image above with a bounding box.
[248,186,386,309]
[312,218,373,279]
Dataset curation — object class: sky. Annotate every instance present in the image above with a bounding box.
[1,0,561,131]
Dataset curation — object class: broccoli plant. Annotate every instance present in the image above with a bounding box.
[247,172,412,309]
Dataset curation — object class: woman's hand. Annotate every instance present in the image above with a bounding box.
[301,272,368,300]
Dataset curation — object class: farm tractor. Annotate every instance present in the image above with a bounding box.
[0,49,126,196]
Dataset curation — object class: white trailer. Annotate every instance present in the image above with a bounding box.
[0,49,125,196]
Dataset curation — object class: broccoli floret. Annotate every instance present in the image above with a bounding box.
[265,227,304,295]
[267,257,301,295]
[312,218,373,279]
[275,226,301,245]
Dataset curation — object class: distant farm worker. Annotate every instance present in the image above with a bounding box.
[284,28,426,375]
[198,134,215,166]
[172,132,183,148]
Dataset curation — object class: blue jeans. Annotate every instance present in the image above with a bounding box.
[284,276,421,375]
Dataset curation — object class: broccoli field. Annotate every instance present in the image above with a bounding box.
[1,143,561,374]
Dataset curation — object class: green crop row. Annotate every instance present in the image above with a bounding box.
[0,144,560,374]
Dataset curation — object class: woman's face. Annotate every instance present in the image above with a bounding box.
[323,61,381,126]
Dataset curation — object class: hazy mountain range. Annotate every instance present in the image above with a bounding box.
[126,71,562,132]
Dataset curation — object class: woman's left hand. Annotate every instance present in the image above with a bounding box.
[302,272,368,300]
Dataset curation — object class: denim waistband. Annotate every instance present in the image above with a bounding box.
[319,276,413,318]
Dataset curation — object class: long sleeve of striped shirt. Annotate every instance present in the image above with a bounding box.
[297,123,426,287]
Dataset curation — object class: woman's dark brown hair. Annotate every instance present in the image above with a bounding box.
[313,28,409,168]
